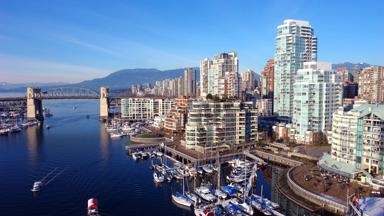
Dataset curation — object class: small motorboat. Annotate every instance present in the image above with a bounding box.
[110,132,122,139]
[172,191,193,207]
[45,125,51,129]
[31,181,43,192]
[87,198,100,216]
[153,172,164,183]
[132,152,142,161]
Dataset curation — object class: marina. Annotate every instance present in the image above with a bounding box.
[127,143,284,216]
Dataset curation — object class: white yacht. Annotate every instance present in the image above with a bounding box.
[31,181,43,192]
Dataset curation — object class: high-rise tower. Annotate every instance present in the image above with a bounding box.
[274,19,317,118]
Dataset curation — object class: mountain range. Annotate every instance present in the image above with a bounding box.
[73,68,196,89]
[0,62,371,92]
[0,68,198,92]
[332,62,371,71]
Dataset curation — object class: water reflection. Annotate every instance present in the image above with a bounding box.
[26,125,44,167]
[99,122,110,160]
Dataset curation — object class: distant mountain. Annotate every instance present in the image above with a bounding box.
[0,82,69,92]
[332,62,371,71]
[73,68,199,90]
[0,68,200,92]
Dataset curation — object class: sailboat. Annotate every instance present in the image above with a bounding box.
[184,166,200,205]
[172,170,194,207]
[213,152,227,200]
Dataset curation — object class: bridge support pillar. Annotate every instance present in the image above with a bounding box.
[27,87,44,121]
[100,87,109,121]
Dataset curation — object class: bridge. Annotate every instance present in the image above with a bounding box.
[0,87,113,121]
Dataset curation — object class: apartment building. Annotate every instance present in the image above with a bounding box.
[274,19,317,118]
[184,101,257,152]
[331,103,384,178]
[292,62,343,144]
[358,66,384,103]
[260,59,274,99]
[200,52,240,98]
[121,98,174,120]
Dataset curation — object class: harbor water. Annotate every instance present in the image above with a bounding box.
[0,98,301,216]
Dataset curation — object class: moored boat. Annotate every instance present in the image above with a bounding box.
[110,132,123,138]
[153,172,164,183]
[194,204,215,216]
[172,191,193,207]
[132,152,142,160]
[195,186,216,202]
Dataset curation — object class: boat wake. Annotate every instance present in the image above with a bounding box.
[31,167,66,192]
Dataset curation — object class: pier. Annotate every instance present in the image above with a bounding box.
[253,150,303,167]
[125,143,160,154]
[125,142,275,167]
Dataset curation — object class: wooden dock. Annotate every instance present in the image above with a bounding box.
[125,142,300,168]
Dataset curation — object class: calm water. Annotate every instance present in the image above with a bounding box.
[0,99,278,216]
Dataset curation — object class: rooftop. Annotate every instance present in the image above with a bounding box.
[349,103,384,120]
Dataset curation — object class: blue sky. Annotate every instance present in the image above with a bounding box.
[0,0,383,83]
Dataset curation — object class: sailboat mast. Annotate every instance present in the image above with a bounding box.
[261,184,263,199]
[244,154,247,202]
[217,152,220,188]
[182,173,185,195]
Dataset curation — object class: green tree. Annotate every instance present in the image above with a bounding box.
[206,93,213,100]
[213,95,220,102]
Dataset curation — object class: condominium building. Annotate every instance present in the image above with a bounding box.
[121,98,174,120]
[358,66,384,103]
[274,19,317,118]
[241,69,256,93]
[292,62,343,144]
[200,58,210,97]
[184,68,197,97]
[256,98,273,116]
[199,52,240,98]
[184,101,258,152]
[336,67,352,83]
[177,76,184,97]
[331,103,384,178]
[164,97,193,133]
[260,59,274,99]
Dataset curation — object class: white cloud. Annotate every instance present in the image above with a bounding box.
[0,54,110,83]
[54,34,198,69]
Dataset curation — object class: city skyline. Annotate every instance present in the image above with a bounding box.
[1,0,383,83]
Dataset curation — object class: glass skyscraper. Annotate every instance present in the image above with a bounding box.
[274,19,317,118]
